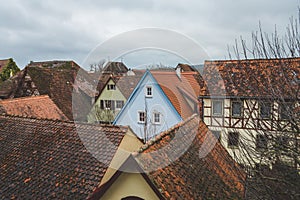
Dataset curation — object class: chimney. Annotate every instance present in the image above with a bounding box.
[176,66,181,79]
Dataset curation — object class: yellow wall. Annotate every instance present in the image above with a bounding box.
[88,79,127,123]
[100,129,143,185]
[100,172,160,200]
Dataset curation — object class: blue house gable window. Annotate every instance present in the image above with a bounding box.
[153,112,161,124]
[138,111,146,123]
[145,86,153,97]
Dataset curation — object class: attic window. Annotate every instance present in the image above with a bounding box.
[145,86,153,97]
[107,84,116,90]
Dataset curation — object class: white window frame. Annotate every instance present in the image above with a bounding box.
[145,86,153,97]
[138,111,146,124]
[212,100,223,116]
[152,112,161,124]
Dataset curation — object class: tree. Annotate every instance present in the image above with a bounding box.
[226,8,300,200]
[0,58,20,82]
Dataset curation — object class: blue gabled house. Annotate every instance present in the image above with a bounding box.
[113,70,183,141]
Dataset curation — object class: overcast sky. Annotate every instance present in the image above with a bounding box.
[0,0,299,69]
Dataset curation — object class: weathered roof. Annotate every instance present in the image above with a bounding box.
[0,115,128,199]
[102,62,128,75]
[91,115,246,199]
[151,70,200,119]
[201,57,300,98]
[0,68,40,99]
[0,60,93,120]
[0,59,10,73]
[135,114,246,199]
[0,95,68,120]
[116,73,144,99]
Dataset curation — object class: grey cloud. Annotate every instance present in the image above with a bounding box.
[0,0,299,68]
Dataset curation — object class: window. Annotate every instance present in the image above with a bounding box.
[138,111,146,123]
[103,100,115,110]
[231,101,243,117]
[211,130,221,142]
[116,100,124,109]
[259,101,272,119]
[228,132,239,148]
[107,84,116,90]
[153,112,161,124]
[279,102,294,120]
[212,100,223,116]
[145,86,152,97]
[256,134,268,150]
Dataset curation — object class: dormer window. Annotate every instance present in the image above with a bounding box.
[145,86,153,97]
[107,84,116,90]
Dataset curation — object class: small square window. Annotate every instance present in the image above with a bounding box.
[116,100,124,109]
[107,84,116,90]
[279,102,294,120]
[259,102,272,119]
[138,111,146,123]
[153,112,161,124]
[256,134,268,150]
[212,100,223,116]
[228,132,239,148]
[231,101,243,117]
[145,86,153,97]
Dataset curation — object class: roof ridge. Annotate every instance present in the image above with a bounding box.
[134,114,198,155]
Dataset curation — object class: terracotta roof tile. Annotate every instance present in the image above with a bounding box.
[136,115,246,199]
[0,115,127,199]
[116,73,144,99]
[151,71,200,119]
[0,95,68,120]
[201,57,300,98]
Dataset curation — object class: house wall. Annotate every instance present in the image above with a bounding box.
[100,172,160,200]
[100,129,143,186]
[203,98,299,167]
[88,79,127,123]
[115,73,182,140]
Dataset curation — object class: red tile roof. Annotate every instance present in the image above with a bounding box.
[201,57,300,98]
[0,60,95,121]
[0,95,68,120]
[151,70,200,119]
[135,114,246,199]
[0,115,128,199]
